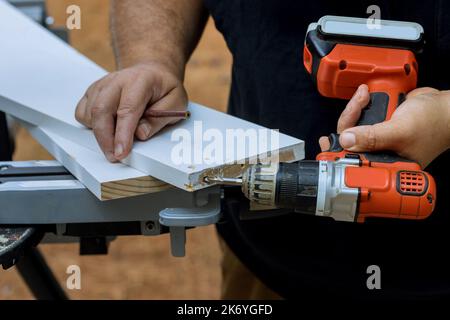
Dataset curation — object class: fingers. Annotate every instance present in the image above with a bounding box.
[75,96,88,126]
[406,87,439,99]
[91,86,122,162]
[318,85,369,153]
[339,120,405,153]
[113,80,151,160]
[337,84,370,133]
[136,86,188,141]
[318,136,330,152]
[75,80,100,127]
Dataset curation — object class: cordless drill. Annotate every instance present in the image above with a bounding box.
[206,16,436,223]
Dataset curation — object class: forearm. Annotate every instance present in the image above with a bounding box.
[110,0,208,78]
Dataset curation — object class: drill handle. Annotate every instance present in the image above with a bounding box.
[357,89,406,126]
[324,89,411,163]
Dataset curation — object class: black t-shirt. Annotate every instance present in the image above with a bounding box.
[0,112,12,161]
[204,0,450,299]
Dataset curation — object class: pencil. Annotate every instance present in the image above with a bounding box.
[145,110,191,119]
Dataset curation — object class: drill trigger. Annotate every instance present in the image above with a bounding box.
[327,133,343,152]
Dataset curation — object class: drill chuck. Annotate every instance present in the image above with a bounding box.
[275,161,319,215]
[241,161,319,215]
[241,163,278,207]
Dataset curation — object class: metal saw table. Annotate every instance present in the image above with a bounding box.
[0,160,222,255]
[0,161,222,299]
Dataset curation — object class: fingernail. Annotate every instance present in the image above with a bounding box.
[106,152,116,162]
[357,85,365,96]
[114,144,124,158]
[340,132,356,148]
[138,122,151,138]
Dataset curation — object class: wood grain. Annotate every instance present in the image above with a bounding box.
[101,176,171,200]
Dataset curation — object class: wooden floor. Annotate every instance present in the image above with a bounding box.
[0,0,232,299]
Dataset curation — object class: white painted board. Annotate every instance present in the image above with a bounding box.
[20,121,170,200]
[0,1,305,191]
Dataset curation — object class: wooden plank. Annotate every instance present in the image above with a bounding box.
[0,1,305,192]
[22,122,170,200]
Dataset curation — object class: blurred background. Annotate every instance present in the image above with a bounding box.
[0,0,232,299]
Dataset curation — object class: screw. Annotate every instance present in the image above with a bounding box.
[339,60,347,70]
[145,221,156,232]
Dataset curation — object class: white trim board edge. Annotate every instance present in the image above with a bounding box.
[21,121,170,200]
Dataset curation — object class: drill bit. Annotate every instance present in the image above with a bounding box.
[203,176,243,186]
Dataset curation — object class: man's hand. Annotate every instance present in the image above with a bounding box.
[75,62,188,162]
[319,84,450,168]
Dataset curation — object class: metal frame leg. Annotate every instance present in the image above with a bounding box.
[15,247,68,300]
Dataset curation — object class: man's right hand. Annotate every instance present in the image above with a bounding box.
[319,85,450,168]
[75,62,188,162]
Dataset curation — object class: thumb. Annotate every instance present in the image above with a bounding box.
[339,121,404,153]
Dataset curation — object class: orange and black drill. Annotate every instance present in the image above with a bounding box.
[206,16,436,223]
